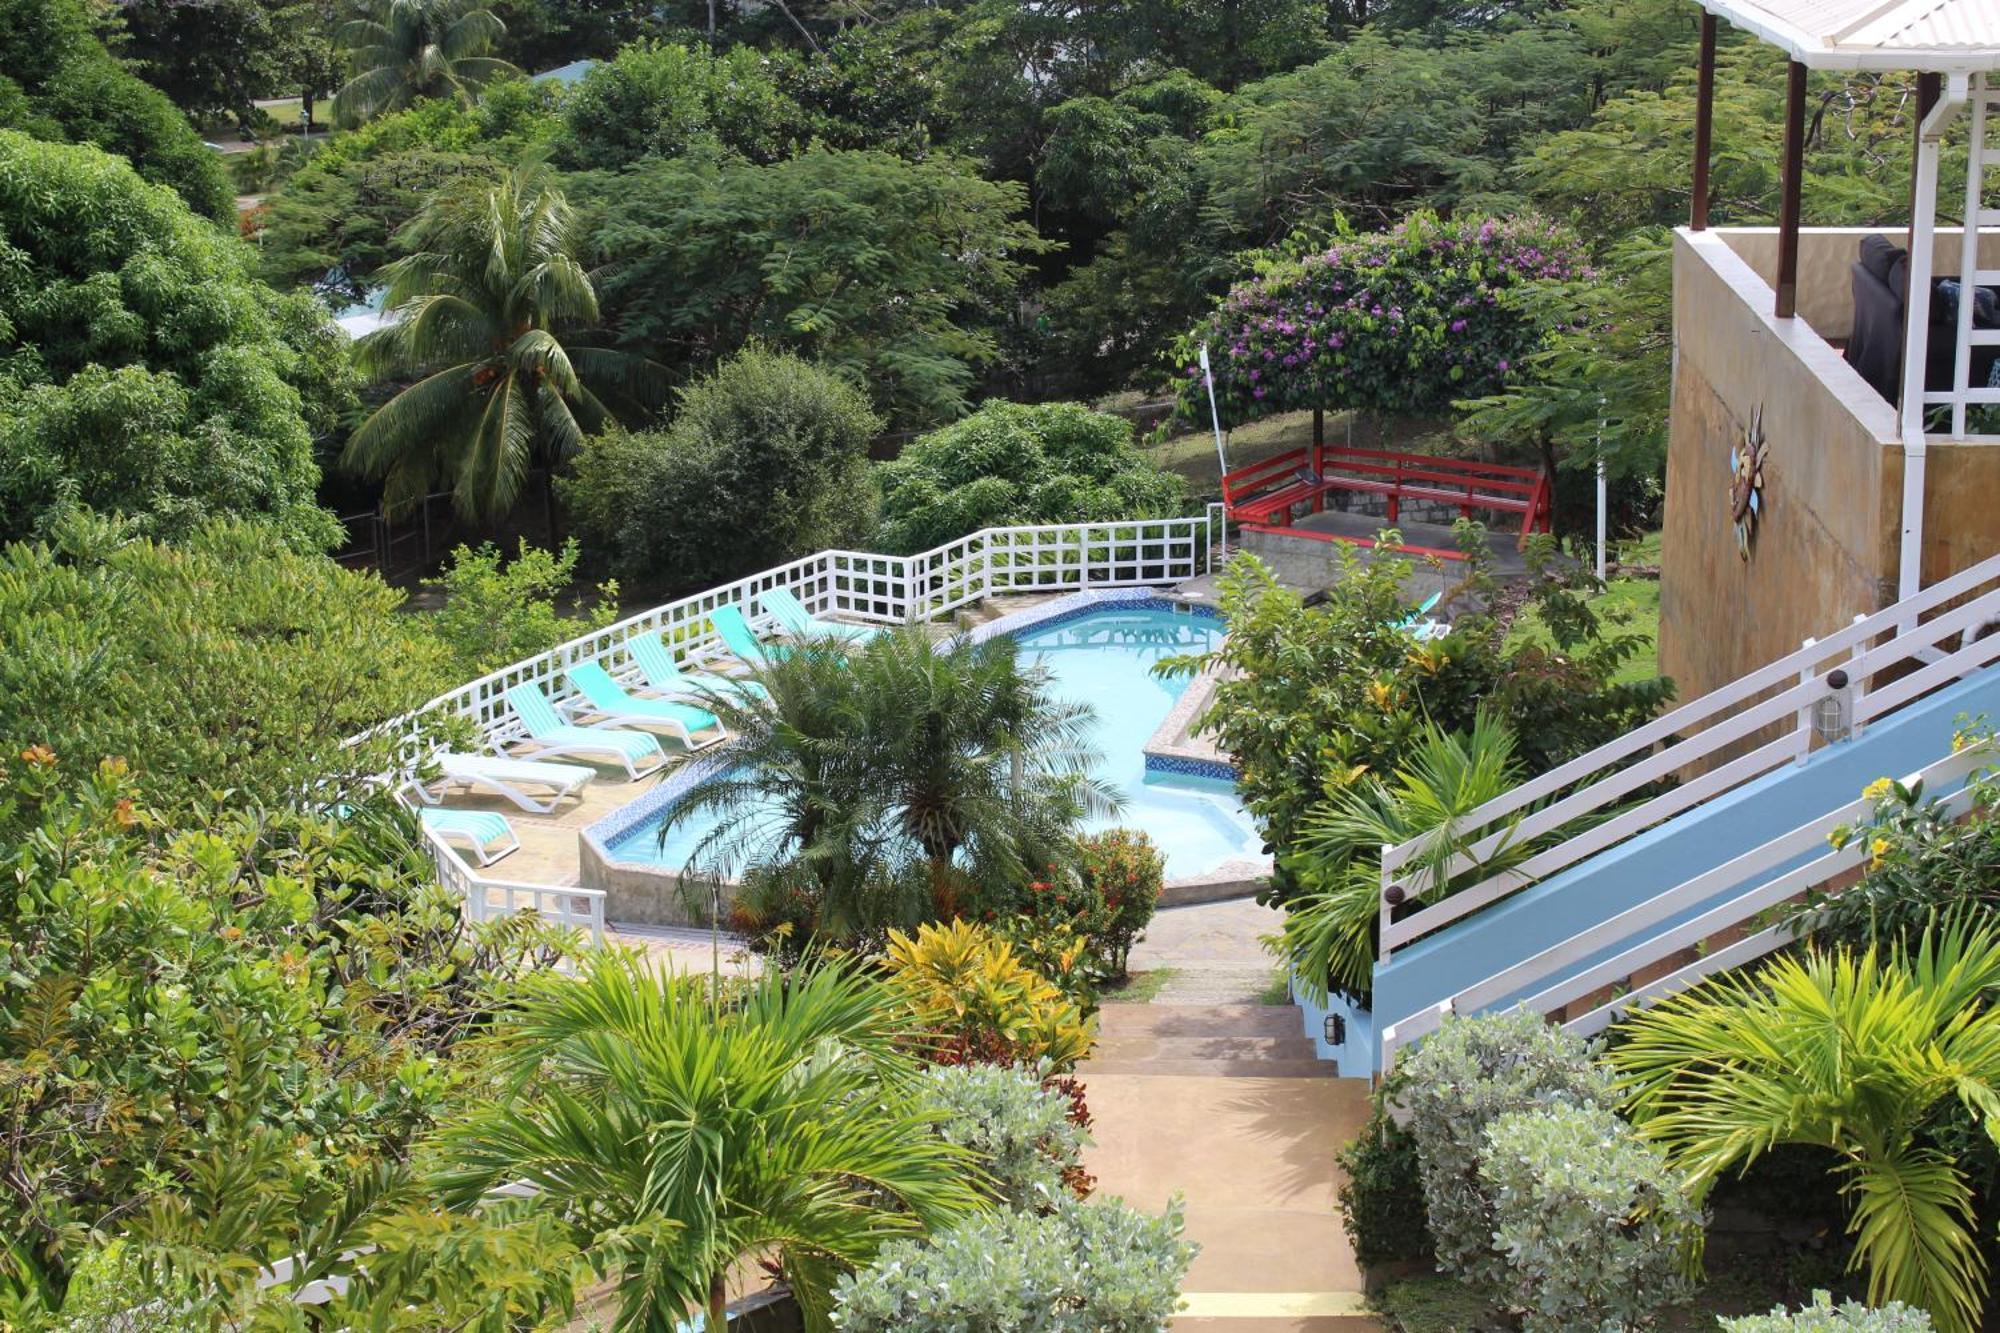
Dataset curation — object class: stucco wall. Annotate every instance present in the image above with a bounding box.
[1660,228,1899,705]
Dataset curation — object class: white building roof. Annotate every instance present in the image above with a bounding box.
[1701,0,2000,71]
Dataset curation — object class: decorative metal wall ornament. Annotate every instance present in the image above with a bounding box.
[1729,404,1768,560]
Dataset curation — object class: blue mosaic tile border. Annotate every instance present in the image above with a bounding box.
[587,587,1225,863]
[1143,753,1238,783]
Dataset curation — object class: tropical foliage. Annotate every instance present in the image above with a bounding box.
[659,625,1117,946]
[0,753,578,1319]
[562,345,880,588]
[1180,543,1668,917]
[333,0,518,126]
[875,401,1187,554]
[0,132,347,549]
[1723,1294,1937,1332]
[435,955,985,1329]
[1275,712,1537,1007]
[344,167,662,525]
[0,514,445,812]
[884,920,1096,1071]
[420,538,618,679]
[1613,919,2000,1333]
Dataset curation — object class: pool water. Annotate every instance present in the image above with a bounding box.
[606,604,1265,880]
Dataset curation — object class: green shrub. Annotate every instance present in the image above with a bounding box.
[562,346,880,588]
[1396,1010,1615,1289]
[875,401,1186,553]
[421,539,618,680]
[1807,751,2000,955]
[829,1198,1194,1332]
[1075,830,1166,979]
[1721,1293,1936,1332]
[1335,1073,1432,1269]
[1479,1102,1698,1332]
[924,1062,1088,1212]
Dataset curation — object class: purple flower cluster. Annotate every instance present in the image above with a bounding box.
[1176,213,1591,424]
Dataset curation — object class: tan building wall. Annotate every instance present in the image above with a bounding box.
[1661,226,2000,706]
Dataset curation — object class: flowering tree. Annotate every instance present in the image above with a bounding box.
[1174,212,1590,427]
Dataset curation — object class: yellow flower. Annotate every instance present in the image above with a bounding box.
[1868,837,1891,870]
[1862,777,1894,803]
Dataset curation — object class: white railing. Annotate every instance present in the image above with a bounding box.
[393,507,1227,933]
[1376,544,2000,965]
[423,828,606,945]
[385,509,1227,762]
[1379,742,1991,1064]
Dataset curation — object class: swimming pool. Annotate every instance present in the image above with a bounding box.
[595,597,1266,882]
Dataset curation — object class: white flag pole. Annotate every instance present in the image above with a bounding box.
[1595,396,1608,582]
[1200,343,1229,481]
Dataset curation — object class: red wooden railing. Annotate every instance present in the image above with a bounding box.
[1220,445,1551,560]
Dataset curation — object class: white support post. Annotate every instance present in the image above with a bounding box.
[1794,636,1817,765]
[1899,75,1970,613]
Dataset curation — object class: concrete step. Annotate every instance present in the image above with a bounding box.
[1079,1056,1340,1078]
[1090,1034,1320,1063]
[1097,1003,1305,1040]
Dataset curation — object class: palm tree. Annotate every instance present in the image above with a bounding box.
[1274,712,1537,1005]
[332,0,517,127]
[1611,916,2000,1333]
[433,955,985,1332]
[342,168,662,529]
[658,626,1119,946]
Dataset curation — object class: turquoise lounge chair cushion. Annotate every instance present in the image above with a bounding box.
[567,663,720,732]
[627,631,770,701]
[420,808,513,845]
[759,587,880,643]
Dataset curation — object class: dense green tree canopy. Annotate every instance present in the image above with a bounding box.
[0,132,346,547]
[118,0,338,128]
[0,513,444,811]
[593,147,1049,425]
[333,0,519,125]
[0,0,231,220]
[877,401,1187,553]
[554,40,814,170]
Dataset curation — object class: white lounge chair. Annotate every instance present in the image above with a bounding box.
[563,663,726,751]
[504,683,668,779]
[418,753,595,813]
[418,808,520,866]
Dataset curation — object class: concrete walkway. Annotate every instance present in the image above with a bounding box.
[1085,901,1383,1331]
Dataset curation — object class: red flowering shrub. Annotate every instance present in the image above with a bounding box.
[1016,830,1166,981]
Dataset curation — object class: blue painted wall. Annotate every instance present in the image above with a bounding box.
[1290,972,1374,1074]
[1370,667,2000,1070]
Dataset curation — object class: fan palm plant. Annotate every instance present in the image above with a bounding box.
[342,168,663,528]
[1274,711,1537,1006]
[433,955,985,1332]
[658,625,1120,946]
[1611,916,2000,1333]
[332,0,518,126]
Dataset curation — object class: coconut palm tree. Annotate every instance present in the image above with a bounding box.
[433,955,985,1332]
[657,625,1119,948]
[1612,916,2000,1333]
[342,168,662,528]
[1274,711,1538,1005]
[332,0,517,126]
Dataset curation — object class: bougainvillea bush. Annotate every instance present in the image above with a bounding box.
[1174,212,1589,425]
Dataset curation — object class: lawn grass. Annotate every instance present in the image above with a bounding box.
[1099,968,1179,1003]
[1140,409,1325,501]
[1504,531,1663,685]
[1255,968,1291,1005]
